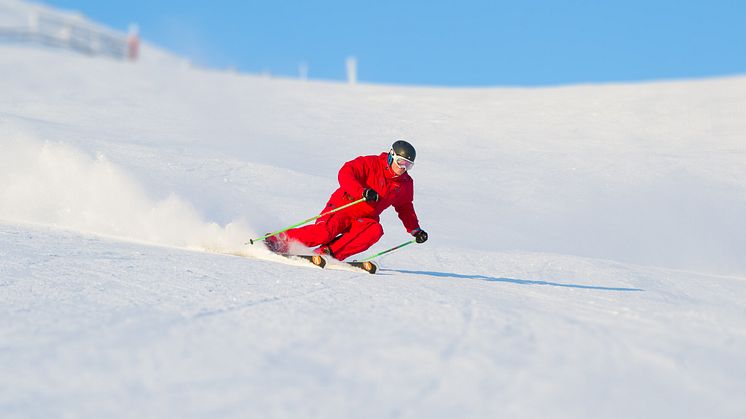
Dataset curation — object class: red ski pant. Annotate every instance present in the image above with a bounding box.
[284,212,383,261]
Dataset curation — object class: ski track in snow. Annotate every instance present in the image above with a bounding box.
[3,222,746,418]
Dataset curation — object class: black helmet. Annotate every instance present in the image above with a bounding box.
[390,140,416,162]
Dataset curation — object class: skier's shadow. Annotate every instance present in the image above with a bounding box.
[381,269,644,292]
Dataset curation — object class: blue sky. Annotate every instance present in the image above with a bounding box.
[42,0,746,86]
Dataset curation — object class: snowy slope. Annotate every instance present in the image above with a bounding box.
[1,35,746,419]
[3,222,745,419]
[2,46,745,273]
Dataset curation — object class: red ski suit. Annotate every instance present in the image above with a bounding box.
[284,152,420,260]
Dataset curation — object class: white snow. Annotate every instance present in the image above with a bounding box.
[1,19,746,419]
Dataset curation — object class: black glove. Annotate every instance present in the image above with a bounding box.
[412,229,428,244]
[363,188,379,202]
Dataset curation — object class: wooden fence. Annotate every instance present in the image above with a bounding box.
[0,3,136,60]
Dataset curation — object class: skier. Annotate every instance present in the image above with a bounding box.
[265,140,428,261]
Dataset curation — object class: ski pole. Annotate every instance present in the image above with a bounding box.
[247,198,366,245]
[358,239,416,262]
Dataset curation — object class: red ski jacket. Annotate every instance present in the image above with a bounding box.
[323,152,420,233]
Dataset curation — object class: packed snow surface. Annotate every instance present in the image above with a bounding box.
[1,42,746,418]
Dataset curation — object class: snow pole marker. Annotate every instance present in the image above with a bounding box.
[358,239,416,262]
[247,198,366,245]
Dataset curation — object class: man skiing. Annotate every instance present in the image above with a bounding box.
[265,140,428,261]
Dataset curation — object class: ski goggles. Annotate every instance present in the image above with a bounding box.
[390,152,415,171]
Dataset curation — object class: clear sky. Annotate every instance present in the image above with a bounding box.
[40,0,746,87]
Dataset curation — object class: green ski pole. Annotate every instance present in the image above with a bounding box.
[358,239,416,262]
[247,198,366,245]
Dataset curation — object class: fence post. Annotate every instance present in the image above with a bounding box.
[60,24,71,46]
[127,24,139,61]
[346,56,357,85]
[27,10,39,33]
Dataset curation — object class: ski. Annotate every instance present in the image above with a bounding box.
[281,254,327,269]
[283,254,377,274]
[347,260,378,274]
